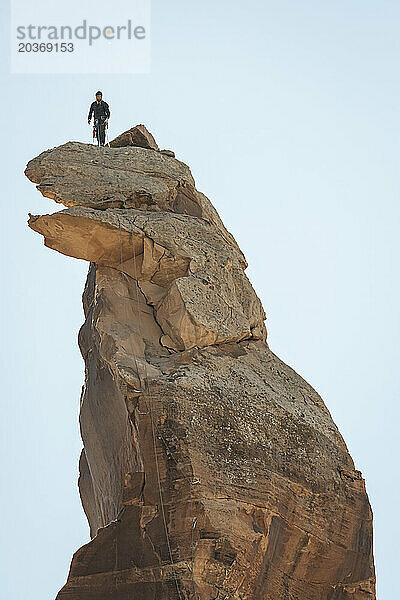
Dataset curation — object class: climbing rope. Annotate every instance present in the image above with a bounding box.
[117,215,186,600]
[118,220,146,398]
[128,221,199,597]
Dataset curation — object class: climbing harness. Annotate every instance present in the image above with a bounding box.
[116,215,199,599]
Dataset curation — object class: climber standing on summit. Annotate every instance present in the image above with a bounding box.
[88,91,110,146]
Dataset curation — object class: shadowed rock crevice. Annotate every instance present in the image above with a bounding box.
[26,124,375,600]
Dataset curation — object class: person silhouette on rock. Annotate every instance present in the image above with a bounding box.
[88,91,110,146]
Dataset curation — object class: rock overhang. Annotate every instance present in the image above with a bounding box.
[25,140,201,214]
[27,205,267,351]
[25,124,375,600]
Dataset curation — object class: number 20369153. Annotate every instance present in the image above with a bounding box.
[18,42,74,52]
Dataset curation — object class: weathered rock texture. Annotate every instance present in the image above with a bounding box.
[26,125,375,600]
[109,123,160,150]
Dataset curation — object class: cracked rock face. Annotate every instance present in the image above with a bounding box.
[26,125,376,600]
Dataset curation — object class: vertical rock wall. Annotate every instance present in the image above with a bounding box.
[26,127,375,599]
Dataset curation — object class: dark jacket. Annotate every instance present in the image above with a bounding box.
[88,100,110,121]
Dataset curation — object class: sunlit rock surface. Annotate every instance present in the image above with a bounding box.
[26,125,375,600]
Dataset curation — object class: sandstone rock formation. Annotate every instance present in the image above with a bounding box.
[109,124,160,150]
[26,125,376,600]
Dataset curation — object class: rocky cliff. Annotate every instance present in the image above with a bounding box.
[26,125,375,600]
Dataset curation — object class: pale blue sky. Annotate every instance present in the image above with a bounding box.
[1,1,398,598]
